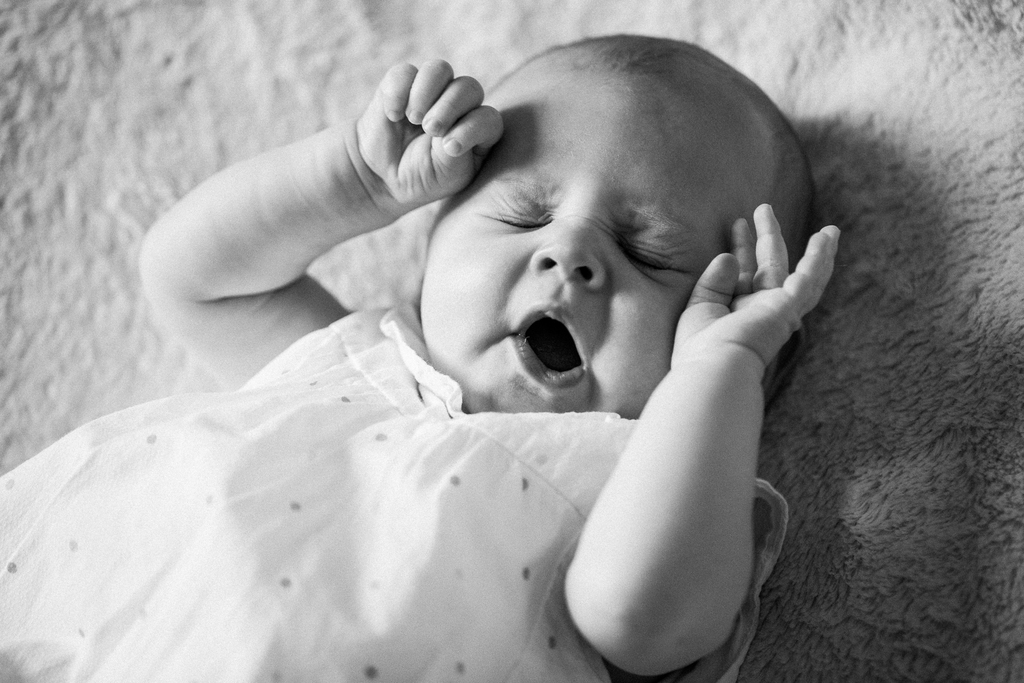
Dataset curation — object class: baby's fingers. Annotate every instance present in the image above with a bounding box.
[676,253,738,341]
[751,204,789,290]
[782,225,840,317]
[406,59,456,125]
[421,76,485,138]
[686,252,739,308]
[437,104,503,158]
[731,218,756,296]
[379,63,419,123]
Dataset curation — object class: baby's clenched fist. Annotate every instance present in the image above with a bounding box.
[355,60,504,216]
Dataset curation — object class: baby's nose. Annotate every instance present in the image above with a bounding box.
[530,224,607,290]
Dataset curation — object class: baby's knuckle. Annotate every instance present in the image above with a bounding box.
[475,104,498,120]
[452,75,483,97]
[421,59,454,77]
[381,65,415,93]
[426,102,454,125]
[385,62,416,81]
[485,106,504,129]
[380,82,405,102]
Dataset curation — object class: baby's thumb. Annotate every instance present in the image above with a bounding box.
[674,254,739,342]
[687,253,739,308]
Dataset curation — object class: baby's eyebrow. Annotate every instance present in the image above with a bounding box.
[491,175,555,207]
[618,205,716,270]
[631,205,681,233]
[626,206,699,256]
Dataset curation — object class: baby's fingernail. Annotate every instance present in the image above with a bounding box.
[386,109,403,122]
[423,118,442,136]
[443,138,463,156]
[407,109,424,124]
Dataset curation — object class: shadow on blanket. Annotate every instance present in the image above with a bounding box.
[749,115,1024,681]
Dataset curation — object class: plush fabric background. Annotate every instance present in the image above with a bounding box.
[2,0,1022,680]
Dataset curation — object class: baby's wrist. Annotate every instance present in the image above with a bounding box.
[344,124,415,225]
[670,342,767,381]
[323,125,409,230]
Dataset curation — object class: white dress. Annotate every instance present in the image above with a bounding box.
[0,308,787,683]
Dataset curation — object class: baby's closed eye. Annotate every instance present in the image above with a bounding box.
[493,194,552,229]
[615,236,673,272]
[496,211,550,229]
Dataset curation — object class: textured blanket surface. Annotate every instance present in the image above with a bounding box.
[3,0,1023,680]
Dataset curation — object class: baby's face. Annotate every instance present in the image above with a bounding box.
[419,62,772,417]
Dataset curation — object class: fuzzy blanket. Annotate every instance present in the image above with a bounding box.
[3,0,1022,680]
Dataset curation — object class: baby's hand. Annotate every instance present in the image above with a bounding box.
[673,204,840,369]
[355,60,504,217]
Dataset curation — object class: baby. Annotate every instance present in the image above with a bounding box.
[0,35,837,683]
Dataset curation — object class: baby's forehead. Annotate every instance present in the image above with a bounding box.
[492,57,768,159]
[497,46,754,111]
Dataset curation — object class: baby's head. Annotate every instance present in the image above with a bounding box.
[419,35,814,417]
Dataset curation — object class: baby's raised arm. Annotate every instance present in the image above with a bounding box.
[139,60,501,387]
[567,206,839,676]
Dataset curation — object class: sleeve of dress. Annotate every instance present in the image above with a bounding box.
[241,309,388,390]
[660,479,789,683]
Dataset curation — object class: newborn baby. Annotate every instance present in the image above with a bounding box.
[0,34,837,683]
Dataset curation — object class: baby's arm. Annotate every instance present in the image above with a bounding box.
[139,61,501,387]
[567,206,839,676]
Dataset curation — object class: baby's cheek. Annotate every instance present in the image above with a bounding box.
[594,351,668,419]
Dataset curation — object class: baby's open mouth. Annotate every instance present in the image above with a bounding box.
[524,317,582,372]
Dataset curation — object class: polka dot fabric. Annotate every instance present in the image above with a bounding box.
[0,308,786,682]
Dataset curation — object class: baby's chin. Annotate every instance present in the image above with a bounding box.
[459,377,654,419]
[459,384,552,416]
[457,377,584,416]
